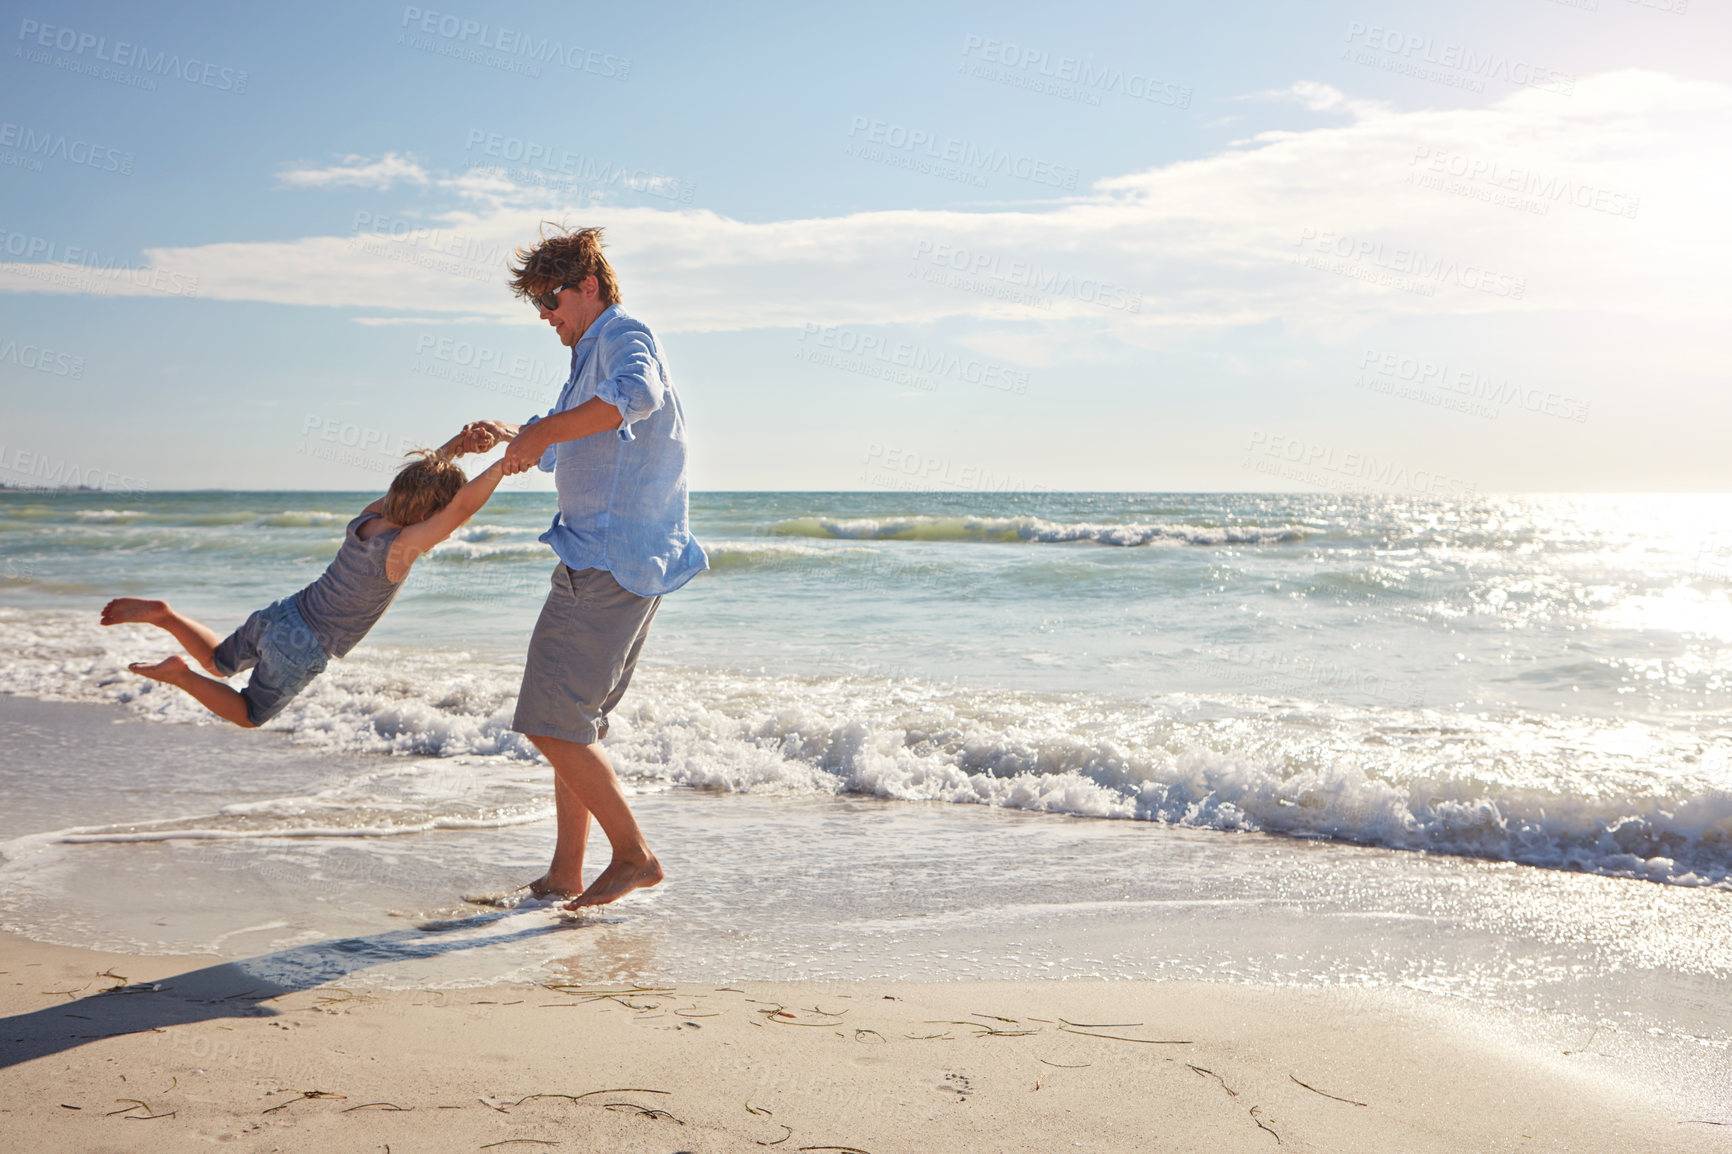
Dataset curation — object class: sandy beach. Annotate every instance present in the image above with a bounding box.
[1,929,1717,1154]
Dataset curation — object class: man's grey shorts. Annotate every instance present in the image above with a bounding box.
[511,565,660,744]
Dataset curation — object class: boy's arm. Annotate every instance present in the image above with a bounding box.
[435,429,469,458]
[363,427,494,519]
[437,425,496,458]
[385,460,507,581]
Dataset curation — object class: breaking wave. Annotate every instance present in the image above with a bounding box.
[3,608,1728,889]
[771,515,1307,547]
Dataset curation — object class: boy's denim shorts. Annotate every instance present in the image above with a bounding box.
[211,597,330,727]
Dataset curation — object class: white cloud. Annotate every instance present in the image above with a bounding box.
[4,71,1725,346]
[349,314,503,326]
[276,152,430,190]
[1247,80,1390,118]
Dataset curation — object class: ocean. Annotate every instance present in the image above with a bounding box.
[1,489,1729,1099]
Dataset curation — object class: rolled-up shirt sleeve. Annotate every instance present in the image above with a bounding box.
[593,328,667,443]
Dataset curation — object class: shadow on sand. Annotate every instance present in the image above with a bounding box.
[1,906,585,1070]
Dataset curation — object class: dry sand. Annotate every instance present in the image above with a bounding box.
[0,930,1716,1153]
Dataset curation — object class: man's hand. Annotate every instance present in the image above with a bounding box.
[465,419,518,445]
[455,425,496,455]
[442,422,520,457]
[483,399,619,476]
[501,424,550,475]
[437,426,487,458]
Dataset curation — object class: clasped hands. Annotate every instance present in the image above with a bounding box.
[448,420,545,475]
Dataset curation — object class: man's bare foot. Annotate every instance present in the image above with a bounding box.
[129,655,190,683]
[102,598,168,626]
[524,875,581,901]
[564,854,662,909]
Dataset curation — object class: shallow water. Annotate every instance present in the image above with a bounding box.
[4,693,1728,1119]
[1,491,1729,1008]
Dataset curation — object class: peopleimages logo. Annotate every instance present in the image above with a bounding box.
[463,130,695,202]
[1294,228,1526,300]
[1408,145,1639,219]
[1206,643,1425,708]
[861,442,1051,494]
[1343,22,1574,94]
[0,120,133,174]
[799,324,1029,395]
[399,7,630,79]
[1242,430,1477,498]
[0,442,146,492]
[412,333,565,394]
[1357,347,1590,423]
[297,415,421,476]
[958,35,1192,108]
[349,211,507,284]
[0,338,85,379]
[845,116,1078,190]
[15,18,249,92]
[0,230,200,297]
[911,240,1143,313]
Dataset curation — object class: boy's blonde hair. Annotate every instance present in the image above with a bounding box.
[381,449,466,526]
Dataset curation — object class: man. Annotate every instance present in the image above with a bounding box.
[471,225,706,909]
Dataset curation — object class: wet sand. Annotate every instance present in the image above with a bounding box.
[0,930,1716,1153]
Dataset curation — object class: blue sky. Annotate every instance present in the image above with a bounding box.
[1,0,1726,492]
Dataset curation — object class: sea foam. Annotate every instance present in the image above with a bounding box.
[771,515,1307,546]
[3,608,1729,889]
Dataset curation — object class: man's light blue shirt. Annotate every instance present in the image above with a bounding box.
[524,304,707,597]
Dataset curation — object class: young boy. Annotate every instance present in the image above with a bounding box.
[101,431,506,728]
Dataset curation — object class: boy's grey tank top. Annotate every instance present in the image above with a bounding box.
[293,512,406,658]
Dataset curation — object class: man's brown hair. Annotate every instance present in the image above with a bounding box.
[382,449,466,527]
[508,224,620,307]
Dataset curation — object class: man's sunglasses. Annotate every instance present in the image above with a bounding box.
[531,285,573,311]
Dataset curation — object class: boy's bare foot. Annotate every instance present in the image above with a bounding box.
[129,655,190,683]
[102,598,168,626]
[564,854,662,909]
